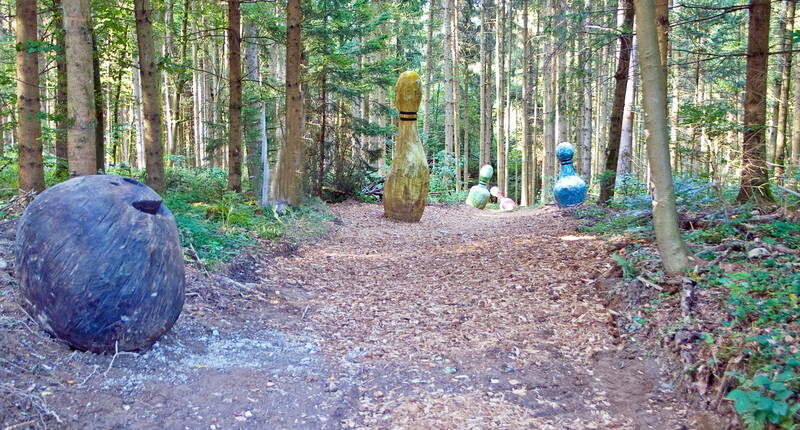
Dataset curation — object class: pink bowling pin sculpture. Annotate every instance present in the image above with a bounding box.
[490,187,517,212]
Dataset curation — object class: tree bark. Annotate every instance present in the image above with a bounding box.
[272,0,305,206]
[227,0,243,191]
[91,33,105,172]
[134,0,166,192]
[479,0,494,169]
[774,0,795,180]
[542,0,555,203]
[244,19,262,199]
[64,0,96,177]
[598,0,634,204]
[521,0,533,206]
[16,0,45,194]
[53,0,69,178]
[737,0,775,205]
[634,0,689,275]
[443,0,456,188]
[423,2,437,152]
[495,0,506,194]
[617,33,638,177]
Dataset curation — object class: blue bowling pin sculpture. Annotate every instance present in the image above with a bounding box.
[553,142,587,207]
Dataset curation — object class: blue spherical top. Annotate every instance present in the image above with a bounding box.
[556,142,575,162]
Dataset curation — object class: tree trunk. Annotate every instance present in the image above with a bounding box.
[521,0,532,206]
[92,33,105,172]
[598,0,634,204]
[443,0,456,188]
[16,0,45,194]
[53,0,69,178]
[495,0,506,194]
[617,33,638,177]
[542,0,555,202]
[244,19,262,199]
[737,0,775,205]
[423,2,436,152]
[272,0,305,206]
[227,0,243,191]
[775,0,795,180]
[134,0,166,192]
[768,2,787,169]
[634,0,689,275]
[479,0,494,169]
[64,0,96,177]
[581,0,593,181]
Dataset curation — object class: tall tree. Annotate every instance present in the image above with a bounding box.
[134,0,166,191]
[521,0,534,206]
[774,0,795,180]
[443,0,456,185]
[53,0,69,178]
[598,0,634,204]
[272,0,305,206]
[737,0,775,205]
[243,18,263,200]
[16,0,45,194]
[423,1,436,151]
[617,33,638,177]
[64,0,97,177]
[228,0,243,191]
[634,0,689,275]
[495,0,507,194]
[479,0,494,169]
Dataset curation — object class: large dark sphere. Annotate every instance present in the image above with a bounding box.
[15,175,185,353]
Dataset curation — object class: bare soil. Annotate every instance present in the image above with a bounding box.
[1,202,722,429]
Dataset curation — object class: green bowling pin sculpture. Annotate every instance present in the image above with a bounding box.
[466,165,493,209]
[384,71,430,222]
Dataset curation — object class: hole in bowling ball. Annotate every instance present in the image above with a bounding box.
[123,177,144,186]
[132,199,162,215]
[109,181,120,186]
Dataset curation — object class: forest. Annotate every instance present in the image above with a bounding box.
[1,0,800,428]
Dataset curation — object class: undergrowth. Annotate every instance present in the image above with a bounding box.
[1,164,332,268]
[577,178,800,429]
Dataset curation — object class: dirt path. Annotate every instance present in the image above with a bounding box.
[1,202,704,429]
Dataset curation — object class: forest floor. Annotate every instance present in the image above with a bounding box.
[0,201,729,429]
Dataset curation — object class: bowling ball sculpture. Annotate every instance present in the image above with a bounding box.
[15,175,185,353]
[384,71,430,222]
[553,142,587,207]
[490,187,517,212]
[466,165,493,209]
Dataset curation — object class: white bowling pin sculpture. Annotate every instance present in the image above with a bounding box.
[490,187,517,212]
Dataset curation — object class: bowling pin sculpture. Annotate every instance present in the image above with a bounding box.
[490,187,517,212]
[553,142,587,207]
[465,164,494,209]
[384,71,430,222]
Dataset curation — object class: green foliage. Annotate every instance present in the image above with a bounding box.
[162,167,332,267]
[726,365,800,430]
[578,213,651,236]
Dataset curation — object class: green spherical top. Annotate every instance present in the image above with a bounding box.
[479,165,494,183]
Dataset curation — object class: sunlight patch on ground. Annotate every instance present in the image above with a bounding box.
[559,235,597,241]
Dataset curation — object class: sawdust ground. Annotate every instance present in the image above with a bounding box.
[1,202,722,429]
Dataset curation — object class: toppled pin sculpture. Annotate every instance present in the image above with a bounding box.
[466,165,493,209]
[490,187,517,212]
[383,71,430,222]
[553,142,587,207]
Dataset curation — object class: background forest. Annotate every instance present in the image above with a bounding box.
[2,0,800,428]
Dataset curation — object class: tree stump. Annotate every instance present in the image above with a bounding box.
[15,175,185,352]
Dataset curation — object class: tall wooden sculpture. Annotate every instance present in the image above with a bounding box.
[384,71,429,222]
